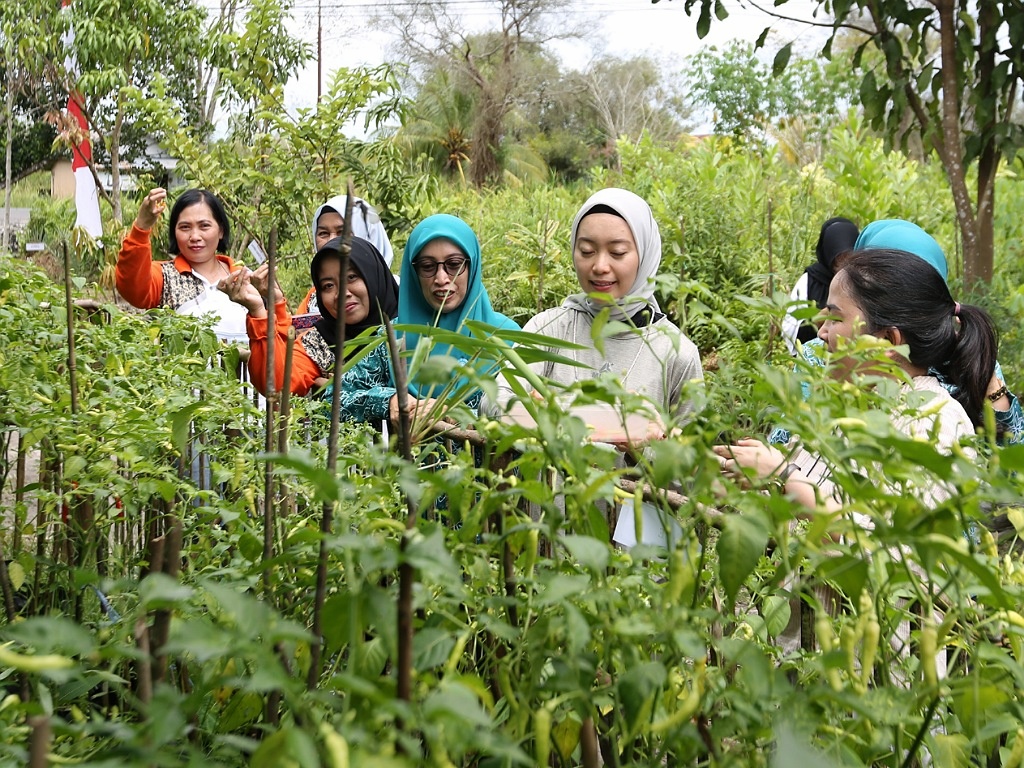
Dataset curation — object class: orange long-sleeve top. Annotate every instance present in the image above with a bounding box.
[246,300,325,397]
[296,287,316,315]
[115,224,238,310]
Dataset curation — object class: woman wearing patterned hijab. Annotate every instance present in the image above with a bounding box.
[493,188,703,421]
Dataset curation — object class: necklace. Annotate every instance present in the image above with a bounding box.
[570,310,648,384]
[195,258,229,285]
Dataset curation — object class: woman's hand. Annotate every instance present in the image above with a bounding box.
[135,188,167,231]
[389,395,443,424]
[249,262,285,306]
[712,438,787,482]
[219,269,266,318]
[986,373,1011,412]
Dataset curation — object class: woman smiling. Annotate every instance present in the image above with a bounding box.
[492,188,703,424]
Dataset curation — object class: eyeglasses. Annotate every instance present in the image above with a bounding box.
[413,257,468,278]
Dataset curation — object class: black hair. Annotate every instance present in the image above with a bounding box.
[167,189,230,255]
[835,248,997,426]
[579,203,626,222]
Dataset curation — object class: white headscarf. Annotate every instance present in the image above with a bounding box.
[311,194,395,267]
[565,188,662,321]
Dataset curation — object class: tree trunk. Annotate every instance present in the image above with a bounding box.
[470,94,505,187]
[109,96,124,225]
[970,0,1000,285]
[3,60,13,253]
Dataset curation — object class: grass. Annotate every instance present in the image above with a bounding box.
[6,171,51,207]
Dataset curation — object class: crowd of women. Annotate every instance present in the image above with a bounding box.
[115,184,1019,523]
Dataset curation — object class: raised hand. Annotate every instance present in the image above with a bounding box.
[135,188,167,231]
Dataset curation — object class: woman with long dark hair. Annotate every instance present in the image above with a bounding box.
[718,247,997,509]
[782,217,859,354]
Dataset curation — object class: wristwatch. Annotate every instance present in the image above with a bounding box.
[771,463,801,493]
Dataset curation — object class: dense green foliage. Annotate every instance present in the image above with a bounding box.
[5,42,1024,765]
[3,241,1024,765]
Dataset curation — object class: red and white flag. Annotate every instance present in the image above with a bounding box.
[61,0,103,240]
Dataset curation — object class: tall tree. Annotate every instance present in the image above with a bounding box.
[380,0,577,186]
[1,0,57,249]
[678,0,1024,284]
[581,55,691,170]
[686,40,859,154]
[49,0,306,225]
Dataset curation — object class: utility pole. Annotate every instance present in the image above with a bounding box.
[317,0,323,101]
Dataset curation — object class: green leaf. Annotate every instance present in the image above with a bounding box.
[413,628,456,671]
[771,723,842,767]
[171,401,208,459]
[929,733,970,768]
[140,573,193,609]
[7,562,25,592]
[761,595,791,638]
[717,514,769,608]
[1007,507,1024,536]
[696,2,711,39]
[561,534,610,572]
[617,661,666,734]
[536,573,591,607]
[772,44,792,77]
[251,726,319,768]
[423,681,493,728]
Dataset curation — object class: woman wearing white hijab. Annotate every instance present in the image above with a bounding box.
[494,188,703,420]
[297,194,396,314]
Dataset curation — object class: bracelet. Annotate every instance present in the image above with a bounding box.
[770,463,801,493]
[987,385,1009,403]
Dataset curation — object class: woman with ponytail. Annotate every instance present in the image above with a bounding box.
[716,248,997,510]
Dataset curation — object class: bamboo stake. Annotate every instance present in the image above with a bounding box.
[763,197,779,357]
[28,715,51,768]
[151,513,181,686]
[388,313,417,706]
[62,242,79,415]
[14,437,25,553]
[134,617,153,705]
[263,226,279,599]
[308,185,354,690]
[278,329,296,519]
[580,717,600,768]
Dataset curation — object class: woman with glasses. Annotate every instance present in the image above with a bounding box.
[490,188,703,427]
[396,213,519,410]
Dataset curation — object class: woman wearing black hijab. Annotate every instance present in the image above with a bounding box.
[782,217,859,354]
[226,237,399,421]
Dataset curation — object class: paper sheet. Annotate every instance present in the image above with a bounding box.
[613,498,683,550]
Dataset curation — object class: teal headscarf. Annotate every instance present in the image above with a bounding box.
[398,214,519,398]
[855,219,948,282]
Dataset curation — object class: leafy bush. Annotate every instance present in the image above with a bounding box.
[3,255,1024,766]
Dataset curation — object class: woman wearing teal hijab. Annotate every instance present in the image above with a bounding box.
[770,217,1022,445]
[399,214,519,401]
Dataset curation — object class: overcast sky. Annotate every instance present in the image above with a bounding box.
[282,0,830,112]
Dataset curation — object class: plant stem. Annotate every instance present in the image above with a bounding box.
[263,226,278,600]
[28,715,51,768]
[308,186,353,689]
[386,314,417,706]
